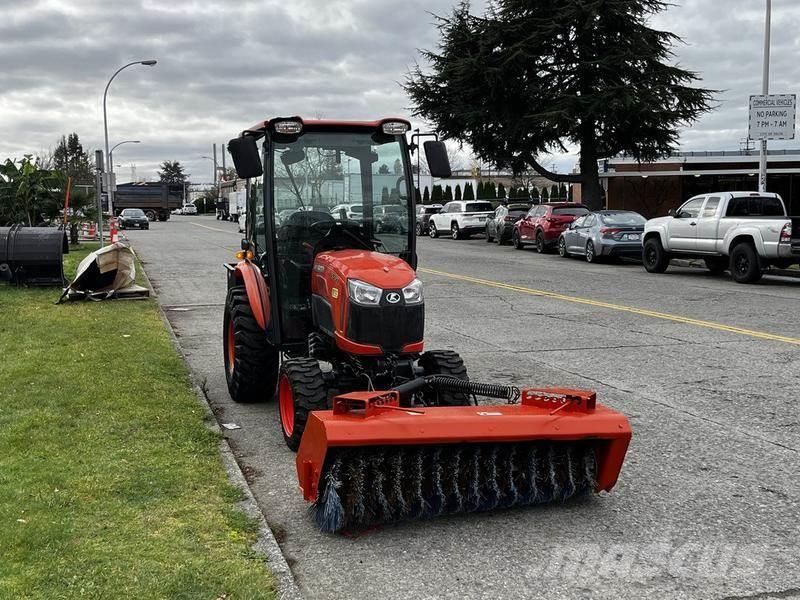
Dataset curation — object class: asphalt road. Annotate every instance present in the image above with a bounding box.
[125,215,800,600]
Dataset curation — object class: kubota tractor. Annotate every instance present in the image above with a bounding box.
[224,116,632,533]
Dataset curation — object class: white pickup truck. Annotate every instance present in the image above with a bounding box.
[428,200,495,240]
[643,191,798,283]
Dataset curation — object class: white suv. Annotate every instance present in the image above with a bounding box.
[330,203,363,220]
[428,200,494,239]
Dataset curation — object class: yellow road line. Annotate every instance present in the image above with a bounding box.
[420,267,800,346]
[190,221,240,235]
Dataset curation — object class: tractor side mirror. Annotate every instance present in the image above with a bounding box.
[423,141,452,178]
[228,136,263,179]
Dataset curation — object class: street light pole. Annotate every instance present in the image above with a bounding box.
[759,0,771,193]
[109,140,140,183]
[103,60,157,215]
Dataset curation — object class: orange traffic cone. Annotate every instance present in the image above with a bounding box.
[110,218,118,243]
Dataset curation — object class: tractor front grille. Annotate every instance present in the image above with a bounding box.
[346,300,424,352]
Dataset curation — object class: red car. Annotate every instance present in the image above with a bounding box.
[512,202,590,252]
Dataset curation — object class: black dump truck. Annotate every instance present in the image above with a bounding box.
[113,182,183,221]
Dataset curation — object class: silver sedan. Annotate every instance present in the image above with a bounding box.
[559,210,646,263]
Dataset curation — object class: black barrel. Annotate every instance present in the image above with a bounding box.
[0,225,69,286]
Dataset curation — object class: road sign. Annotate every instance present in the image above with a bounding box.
[749,94,796,140]
[102,172,117,192]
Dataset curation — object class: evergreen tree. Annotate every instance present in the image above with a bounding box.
[530,187,540,204]
[540,187,549,201]
[476,180,485,199]
[406,0,714,209]
[454,184,462,201]
[485,181,496,200]
[415,186,422,204]
[567,185,574,202]
[423,186,430,204]
[52,133,93,184]
[497,182,506,200]
[381,186,390,203]
[550,184,559,200]
[444,185,453,201]
[463,182,475,200]
[431,184,443,203]
[158,160,188,186]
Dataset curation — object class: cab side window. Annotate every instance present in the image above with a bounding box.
[677,198,704,219]
[702,197,721,218]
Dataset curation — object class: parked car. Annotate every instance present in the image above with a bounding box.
[182,204,197,215]
[428,201,494,239]
[415,204,443,236]
[374,205,408,233]
[330,203,363,220]
[512,202,589,252]
[559,210,646,262]
[117,208,150,230]
[643,191,797,283]
[486,203,529,244]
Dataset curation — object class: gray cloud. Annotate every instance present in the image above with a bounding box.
[1,0,799,182]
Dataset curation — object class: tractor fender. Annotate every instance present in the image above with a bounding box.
[226,260,270,330]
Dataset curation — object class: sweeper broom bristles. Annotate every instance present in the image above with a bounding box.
[296,388,631,534]
[313,441,597,533]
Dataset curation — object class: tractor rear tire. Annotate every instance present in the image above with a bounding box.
[418,350,471,407]
[278,358,328,452]
[223,286,279,403]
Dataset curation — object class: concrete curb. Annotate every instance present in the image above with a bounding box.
[671,257,800,278]
[137,257,303,600]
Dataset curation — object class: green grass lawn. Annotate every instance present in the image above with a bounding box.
[0,244,276,599]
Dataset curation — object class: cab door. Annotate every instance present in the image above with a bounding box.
[695,196,722,253]
[669,197,705,251]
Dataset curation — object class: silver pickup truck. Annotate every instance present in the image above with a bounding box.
[642,191,798,283]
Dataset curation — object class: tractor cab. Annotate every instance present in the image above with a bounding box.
[228,117,451,351]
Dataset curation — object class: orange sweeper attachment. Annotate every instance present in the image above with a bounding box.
[297,379,631,533]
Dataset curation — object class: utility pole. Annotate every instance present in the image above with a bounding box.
[212,143,219,204]
[94,150,105,245]
[414,128,421,204]
[759,0,772,192]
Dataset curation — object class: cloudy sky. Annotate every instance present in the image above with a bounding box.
[1,0,799,183]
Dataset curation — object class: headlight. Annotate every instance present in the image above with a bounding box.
[402,278,423,304]
[348,279,382,306]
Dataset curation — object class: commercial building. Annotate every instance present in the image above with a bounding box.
[598,149,800,218]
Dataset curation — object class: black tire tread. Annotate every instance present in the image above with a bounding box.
[419,350,470,407]
[280,358,328,451]
[224,286,279,403]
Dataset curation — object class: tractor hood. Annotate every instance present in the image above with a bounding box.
[315,249,416,289]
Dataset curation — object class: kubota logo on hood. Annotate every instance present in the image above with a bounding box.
[385,292,401,304]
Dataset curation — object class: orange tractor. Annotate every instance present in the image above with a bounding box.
[224,117,631,533]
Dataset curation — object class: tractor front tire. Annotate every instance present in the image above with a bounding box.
[223,286,279,403]
[278,358,328,452]
[419,350,470,407]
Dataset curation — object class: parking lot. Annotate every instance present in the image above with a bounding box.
[126,215,800,600]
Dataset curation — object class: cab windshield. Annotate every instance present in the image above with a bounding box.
[272,131,411,254]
